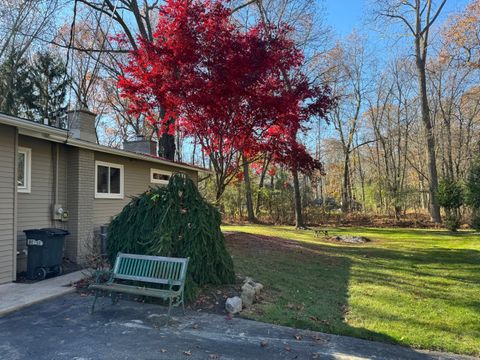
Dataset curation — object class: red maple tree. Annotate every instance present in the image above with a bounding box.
[119,0,332,200]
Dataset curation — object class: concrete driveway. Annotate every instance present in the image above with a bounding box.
[0,293,475,360]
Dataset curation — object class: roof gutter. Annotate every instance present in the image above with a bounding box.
[0,112,67,137]
[55,135,212,173]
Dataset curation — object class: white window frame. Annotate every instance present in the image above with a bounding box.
[95,161,124,199]
[150,168,171,185]
[17,147,31,193]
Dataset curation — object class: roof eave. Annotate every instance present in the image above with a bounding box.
[0,113,212,174]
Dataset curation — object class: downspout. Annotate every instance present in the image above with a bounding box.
[13,128,18,280]
[52,142,60,228]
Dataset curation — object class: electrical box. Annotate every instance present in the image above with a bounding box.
[52,204,69,222]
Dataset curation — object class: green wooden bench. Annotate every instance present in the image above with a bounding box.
[89,253,189,322]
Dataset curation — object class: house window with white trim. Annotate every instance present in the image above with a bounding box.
[150,168,171,185]
[17,147,31,193]
[95,161,124,199]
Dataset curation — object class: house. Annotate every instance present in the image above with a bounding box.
[0,109,205,284]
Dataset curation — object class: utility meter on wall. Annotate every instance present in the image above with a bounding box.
[53,204,69,221]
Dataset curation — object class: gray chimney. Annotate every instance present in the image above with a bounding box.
[67,109,97,143]
[123,135,157,156]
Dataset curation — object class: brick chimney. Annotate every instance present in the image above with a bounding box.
[123,135,157,156]
[67,109,97,143]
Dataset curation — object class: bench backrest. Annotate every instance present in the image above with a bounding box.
[112,253,189,286]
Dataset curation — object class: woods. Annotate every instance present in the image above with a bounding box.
[0,0,479,229]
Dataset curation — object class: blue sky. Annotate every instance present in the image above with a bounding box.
[323,0,471,37]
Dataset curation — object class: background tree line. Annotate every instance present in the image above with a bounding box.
[0,0,478,229]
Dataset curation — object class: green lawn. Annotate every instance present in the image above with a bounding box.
[222,225,480,356]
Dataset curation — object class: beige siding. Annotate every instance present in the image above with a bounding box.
[16,136,68,272]
[93,152,198,227]
[65,147,94,262]
[0,124,16,283]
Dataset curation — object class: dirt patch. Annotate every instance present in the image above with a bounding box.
[324,235,370,244]
[187,281,241,314]
[225,232,308,253]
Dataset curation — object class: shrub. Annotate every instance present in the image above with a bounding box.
[437,178,463,231]
[107,173,235,300]
[471,211,480,232]
[466,158,480,209]
[444,215,461,232]
[437,178,463,210]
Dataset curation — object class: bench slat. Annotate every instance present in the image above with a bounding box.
[110,253,188,286]
[90,283,179,298]
[117,252,188,263]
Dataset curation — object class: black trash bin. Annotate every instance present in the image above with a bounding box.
[24,228,69,280]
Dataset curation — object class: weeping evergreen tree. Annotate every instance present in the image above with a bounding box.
[107,173,235,299]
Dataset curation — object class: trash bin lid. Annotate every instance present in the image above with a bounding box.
[24,229,44,235]
[40,228,70,236]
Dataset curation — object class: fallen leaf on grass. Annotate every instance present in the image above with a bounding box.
[183,350,192,356]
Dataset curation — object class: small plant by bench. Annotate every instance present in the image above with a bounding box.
[89,253,189,323]
[313,228,329,237]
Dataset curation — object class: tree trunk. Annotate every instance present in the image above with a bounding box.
[158,132,176,160]
[416,56,441,223]
[292,168,305,229]
[341,152,351,213]
[242,156,256,223]
[255,160,269,217]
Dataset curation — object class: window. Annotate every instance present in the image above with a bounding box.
[17,147,31,193]
[95,161,124,199]
[150,168,171,185]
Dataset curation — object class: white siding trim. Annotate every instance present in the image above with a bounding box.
[17,147,31,193]
[94,160,124,199]
[150,168,171,185]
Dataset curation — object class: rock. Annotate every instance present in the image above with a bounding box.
[225,296,242,314]
[244,276,255,285]
[333,235,369,243]
[241,283,256,308]
[253,283,263,295]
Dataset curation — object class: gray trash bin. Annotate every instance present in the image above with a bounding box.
[24,228,69,280]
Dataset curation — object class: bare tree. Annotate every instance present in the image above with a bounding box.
[366,59,415,219]
[327,33,372,212]
[0,0,64,114]
[72,0,176,159]
[375,0,447,222]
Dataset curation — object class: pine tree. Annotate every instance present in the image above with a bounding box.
[29,52,69,127]
[0,50,33,116]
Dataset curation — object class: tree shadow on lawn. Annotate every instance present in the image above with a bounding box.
[225,232,480,355]
[226,234,393,341]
